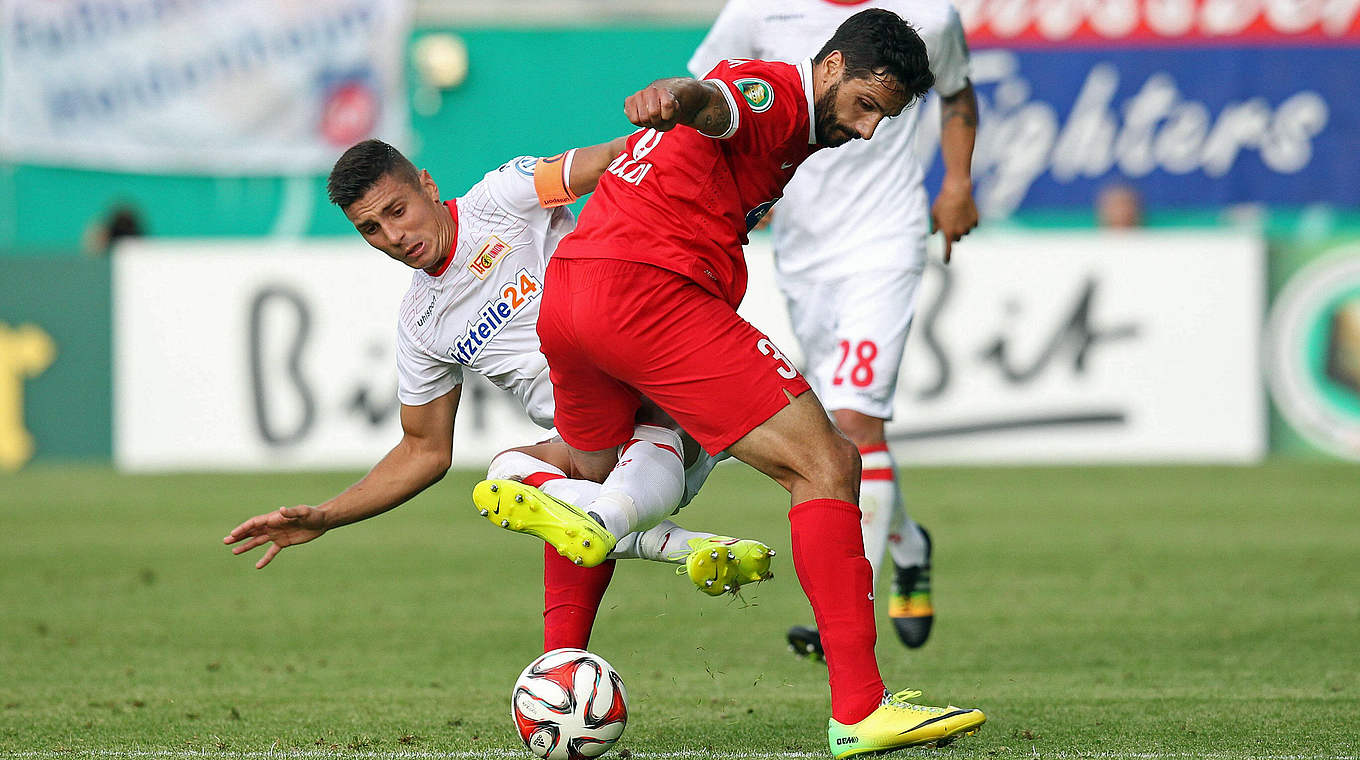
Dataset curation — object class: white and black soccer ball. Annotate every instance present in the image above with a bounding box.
[511,648,628,760]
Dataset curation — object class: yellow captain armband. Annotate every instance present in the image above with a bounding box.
[533,149,579,208]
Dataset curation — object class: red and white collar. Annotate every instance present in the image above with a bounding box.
[424,199,459,277]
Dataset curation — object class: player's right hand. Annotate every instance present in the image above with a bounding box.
[624,84,681,131]
[222,505,328,570]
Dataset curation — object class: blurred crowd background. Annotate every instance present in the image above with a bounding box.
[1,0,1357,473]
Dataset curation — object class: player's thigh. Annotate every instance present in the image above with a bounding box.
[724,388,861,497]
[608,283,811,458]
[798,268,924,420]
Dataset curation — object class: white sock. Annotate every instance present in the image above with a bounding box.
[858,444,901,585]
[875,448,928,570]
[486,450,565,481]
[619,520,713,563]
[584,425,685,539]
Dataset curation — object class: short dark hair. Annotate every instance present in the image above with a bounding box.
[813,9,934,104]
[327,139,422,208]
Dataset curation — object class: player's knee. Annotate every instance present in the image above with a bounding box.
[488,449,560,481]
[792,430,861,495]
[626,424,684,462]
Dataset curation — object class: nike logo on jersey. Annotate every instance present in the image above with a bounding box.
[780,161,795,169]
[448,268,542,365]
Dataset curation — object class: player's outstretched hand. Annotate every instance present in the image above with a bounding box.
[223,505,328,569]
[930,181,979,264]
[625,84,681,131]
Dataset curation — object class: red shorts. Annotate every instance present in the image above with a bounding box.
[538,257,810,455]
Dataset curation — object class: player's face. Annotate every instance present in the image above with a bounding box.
[343,171,450,271]
[814,70,909,148]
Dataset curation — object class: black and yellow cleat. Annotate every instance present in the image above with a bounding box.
[889,527,933,649]
[472,479,616,567]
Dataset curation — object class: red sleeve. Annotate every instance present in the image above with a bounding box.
[701,59,810,156]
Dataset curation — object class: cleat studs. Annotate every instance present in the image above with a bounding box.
[489,484,498,493]
[500,519,509,528]
[704,579,714,587]
[723,584,732,592]
[573,557,584,566]
[727,550,736,560]
[478,509,488,517]
[514,494,524,503]
[710,550,719,560]
[582,539,591,548]
[768,550,776,557]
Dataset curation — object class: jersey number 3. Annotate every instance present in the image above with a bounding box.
[757,338,797,380]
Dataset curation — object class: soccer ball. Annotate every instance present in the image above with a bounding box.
[511,648,628,759]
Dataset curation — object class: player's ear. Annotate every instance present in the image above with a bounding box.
[419,169,440,203]
[822,50,844,83]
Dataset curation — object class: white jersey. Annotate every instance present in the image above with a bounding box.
[395,155,577,428]
[689,0,970,279]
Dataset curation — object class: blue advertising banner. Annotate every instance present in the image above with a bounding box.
[920,45,1359,215]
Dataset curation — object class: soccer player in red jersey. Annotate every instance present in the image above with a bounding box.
[473,9,986,756]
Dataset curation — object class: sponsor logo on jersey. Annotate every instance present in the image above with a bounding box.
[468,235,513,280]
[448,268,542,365]
[735,78,773,113]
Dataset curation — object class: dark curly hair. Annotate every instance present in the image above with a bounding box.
[813,8,934,104]
[327,139,422,208]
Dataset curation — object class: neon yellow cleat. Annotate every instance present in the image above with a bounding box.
[675,536,775,596]
[827,689,985,758]
[472,479,616,568]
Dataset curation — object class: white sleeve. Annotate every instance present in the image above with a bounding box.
[929,5,972,98]
[480,156,547,218]
[396,323,462,406]
[688,0,757,78]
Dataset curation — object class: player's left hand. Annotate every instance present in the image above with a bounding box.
[625,84,682,131]
[223,505,329,569]
[930,181,979,264]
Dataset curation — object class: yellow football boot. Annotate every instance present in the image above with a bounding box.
[827,689,985,758]
[677,536,775,596]
[472,479,616,567]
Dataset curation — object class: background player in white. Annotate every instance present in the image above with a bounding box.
[689,0,979,654]
[223,140,774,650]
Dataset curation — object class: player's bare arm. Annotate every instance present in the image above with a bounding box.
[223,386,461,569]
[624,78,731,137]
[567,136,629,197]
[931,81,979,263]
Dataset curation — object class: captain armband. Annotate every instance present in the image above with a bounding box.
[533,149,579,208]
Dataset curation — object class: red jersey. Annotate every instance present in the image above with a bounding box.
[554,58,820,307]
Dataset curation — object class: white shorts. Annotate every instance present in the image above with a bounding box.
[779,267,924,420]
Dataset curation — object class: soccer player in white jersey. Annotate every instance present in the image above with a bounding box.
[689,0,979,655]
[223,138,774,652]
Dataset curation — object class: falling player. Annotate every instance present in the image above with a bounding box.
[689,0,979,657]
[223,138,775,654]
[473,9,985,757]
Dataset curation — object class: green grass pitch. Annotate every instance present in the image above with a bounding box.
[1,462,1356,759]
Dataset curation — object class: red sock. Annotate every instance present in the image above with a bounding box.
[789,498,885,724]
[542,538,615,652]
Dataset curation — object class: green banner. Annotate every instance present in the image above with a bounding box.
[0,258,111,468]
[1265,236,1360,460]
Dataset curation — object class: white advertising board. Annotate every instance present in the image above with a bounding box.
[113,239,545,471]
[115,229,1265,471]
[741,229,1267,463]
